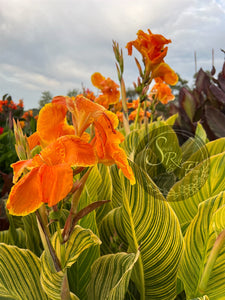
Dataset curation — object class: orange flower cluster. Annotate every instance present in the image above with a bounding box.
[128,108,151,122]
[150,78,175,104]
[91,72,120,109]
[7,95,135,216]
[0,99,24,111]
[126,29,178,86]
[22,110,33,120]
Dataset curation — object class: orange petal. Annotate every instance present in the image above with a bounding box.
[28,132,41,150]
[37,103,74,146]
[152,63,178,85]
[91,72,105,89]
[94,95,109,109]
[40,135,97,167]
[52,95,67,106]
[11,159,33,183]
[80,132,90,143]
[6,168,43,216]
[111,147,136,184]
[97,141,136,184]
[104,110,119,129]
[39,164,73,207]
[67,95,105,136]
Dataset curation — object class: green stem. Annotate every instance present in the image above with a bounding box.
[61,272,71,300]
[62,168,92,242]
[134,102,141,130]
[198,228,225,294]
[57,221,66,268]
[36,210,61,272]
[120,77,130,135]
[38,204,50,238]
[143,99,148,134]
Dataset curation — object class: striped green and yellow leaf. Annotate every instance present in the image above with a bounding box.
[168,152,225,230]
[0,228,25,248]
[96,164,113,224]
[99,206,128,254]
[119,161,183,299]
[22,213,43,256]
[0,243,48,299]
[87,251,139,300]
[178,191,225,299]
[40,225,101,300]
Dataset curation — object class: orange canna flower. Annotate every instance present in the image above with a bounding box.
[7,135,97,216]
[17,99,24,108]
[151,62,178,86]
[19,121,25,129]
[22,111,33,120]
[116,111,123,123]
[127,99,140,109]
[27,95,135,185]
[93,111,135,184]
[126,29,171,68]
[91,72,120,109]
[53,95,135,184]
[150,78,175,104]
[113,100,123,113]
[128,108,151,122]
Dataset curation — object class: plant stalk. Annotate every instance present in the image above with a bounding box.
[61,272,71,300]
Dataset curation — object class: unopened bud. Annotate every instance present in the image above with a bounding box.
[13,119,31,160]
[135,57,143,77]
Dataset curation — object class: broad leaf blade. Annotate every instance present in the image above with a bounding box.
[99,207,128,254]
[87,251,139,300]
[120,162,183,299]
[0,243,48,300]
[168,152,225,229]
[41,225,101,300]
[178,191,225,299]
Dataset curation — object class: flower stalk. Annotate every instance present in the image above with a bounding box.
[113,40,130,135]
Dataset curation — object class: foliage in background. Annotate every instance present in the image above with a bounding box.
[171,63,225,140]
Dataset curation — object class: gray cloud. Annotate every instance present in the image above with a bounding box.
[0,0,224,109]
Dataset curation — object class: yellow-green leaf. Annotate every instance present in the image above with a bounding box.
[0,243,48,299]
[178,191,225,299]
[87,251,139,300]
[168,152,225,230]
[40,225,101,300]
[120,162,183,299]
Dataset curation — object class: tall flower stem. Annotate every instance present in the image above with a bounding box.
[113,40,130,136]
[134,102,141,130]
[62,168,92,242]
[120,78,130,135]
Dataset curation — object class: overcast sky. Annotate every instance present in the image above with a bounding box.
[0,0,225,109]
